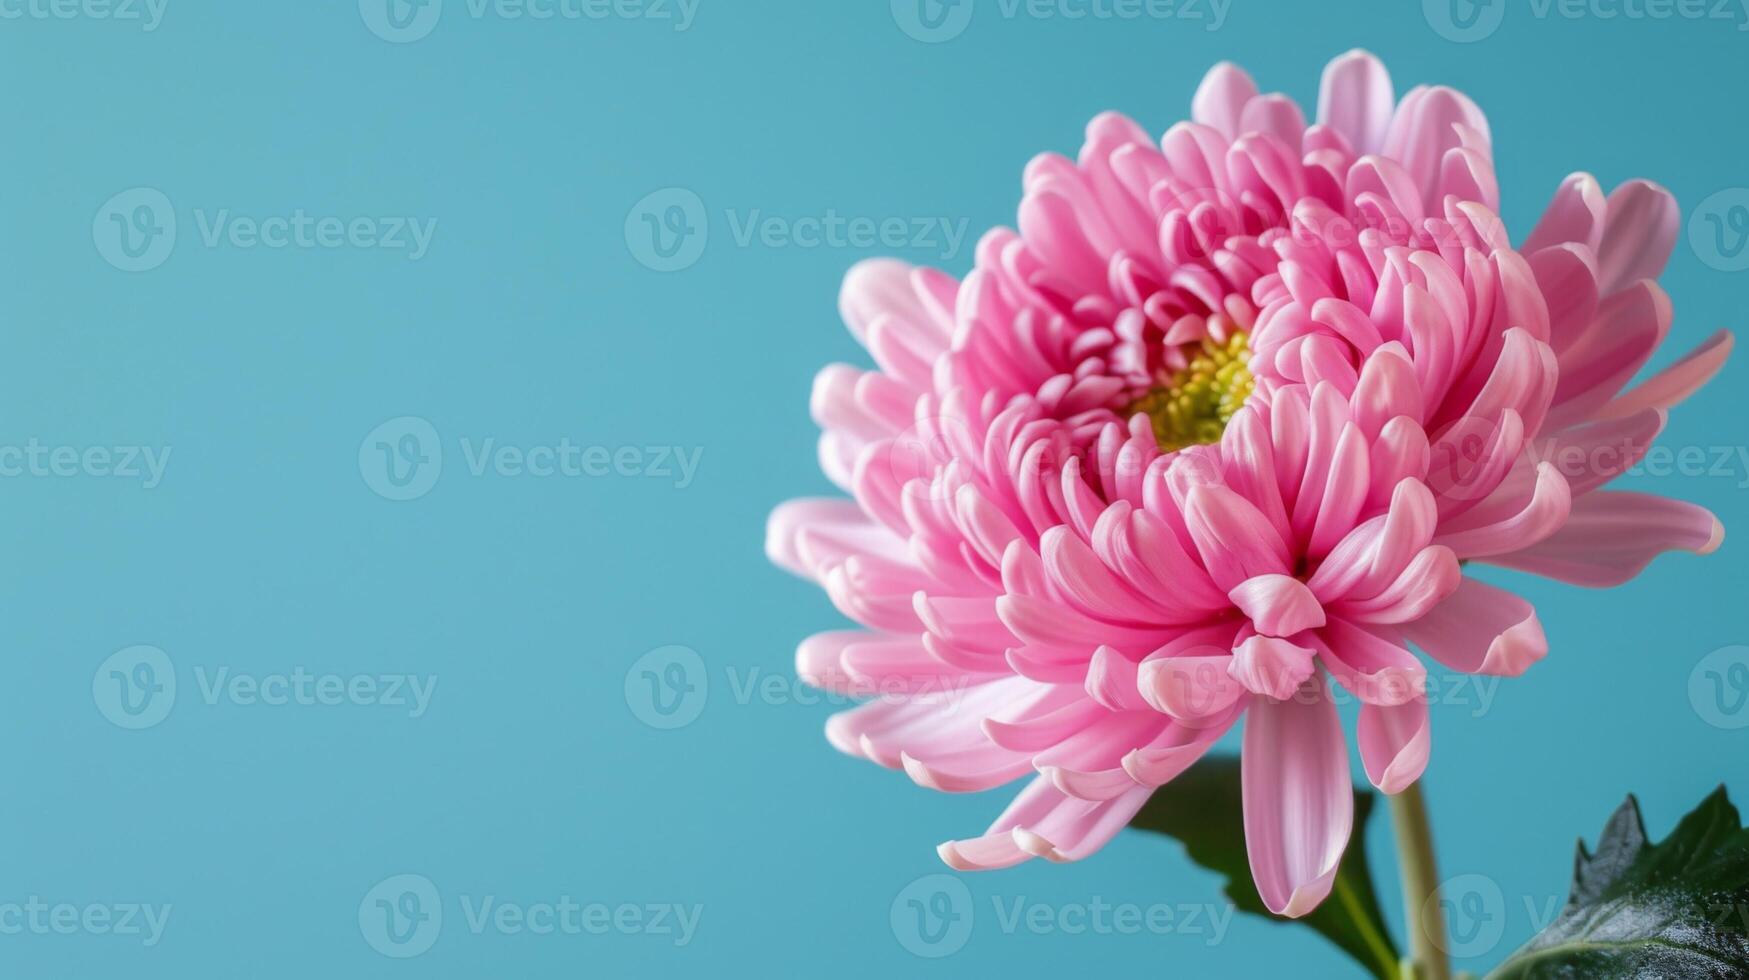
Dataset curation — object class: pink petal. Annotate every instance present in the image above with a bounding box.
[902,745,1037,794]
[1242,684,1354,918]
[1433,462,1573,559]
[1396,577,1548,677]
[839,258,949,347]
[1597,180,1680,296]
[1334,546,1462,626]
[1595,330,1734,421]
[1550,281,1672,427]
[1123,711,1241,786]
[1192,62,1260,141]
[767,498,909,581]
[1486,491,1724,587]
[1523,173,1606,254]
[1240,94,1308,147]
[1183,484,1293,589]
[1528,243,1600,357]
[936,776,1067,871]
[1313,619,1427,705]
[1012,783,1157,863]
[1316,49,1394,155]
[1139,654,1247,722]
[1230,574,1327,637]
[1358,698,1431,794]
[1230,635,1319,701]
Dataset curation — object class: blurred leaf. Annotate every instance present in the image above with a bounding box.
[1488,787,1749,978]
[1129,754,1400,979]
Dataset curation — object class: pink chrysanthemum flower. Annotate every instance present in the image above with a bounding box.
[768,50,1729,917]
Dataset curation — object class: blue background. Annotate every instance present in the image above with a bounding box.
[3,0,1747,976]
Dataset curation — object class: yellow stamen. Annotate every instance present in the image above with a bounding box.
[1127,330,1254,453]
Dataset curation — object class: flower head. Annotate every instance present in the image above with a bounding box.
[768,51,1728,917]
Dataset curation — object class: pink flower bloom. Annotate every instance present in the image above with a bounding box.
[768,50,1729,917]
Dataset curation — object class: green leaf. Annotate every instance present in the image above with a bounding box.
[1488,787,1749,979]
[1128,755,1401,979]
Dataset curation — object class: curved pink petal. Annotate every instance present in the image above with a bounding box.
[1358,697,1431,794]
[1191,62,1259,141]
[1242,683,1354,917]
[1596,180,1680,296]
[1230,635,1319,701]
[1595,330,1734,421]
[1487,491,1724,587]
[1229,573,1327,637]
[1396,578,1547,677]
[1317,49,1395,155]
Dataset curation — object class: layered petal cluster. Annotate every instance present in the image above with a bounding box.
[768,50,1729,916]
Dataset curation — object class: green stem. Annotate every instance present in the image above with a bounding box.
[1391,782,1453,980]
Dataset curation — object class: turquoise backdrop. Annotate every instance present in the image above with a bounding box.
[3,1,1747,976]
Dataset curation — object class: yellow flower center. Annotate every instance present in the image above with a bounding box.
[1128,330,1254,453]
